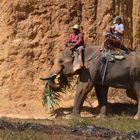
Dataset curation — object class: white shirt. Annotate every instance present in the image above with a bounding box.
[113,23,124,39]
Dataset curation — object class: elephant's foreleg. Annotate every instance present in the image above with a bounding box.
[72,79,93,116]
[95,85,109,116]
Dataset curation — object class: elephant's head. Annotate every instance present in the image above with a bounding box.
[40,48,75,90]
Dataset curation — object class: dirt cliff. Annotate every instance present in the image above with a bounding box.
[0,0,139,118]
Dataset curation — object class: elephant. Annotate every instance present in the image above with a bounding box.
[40,46,140,120]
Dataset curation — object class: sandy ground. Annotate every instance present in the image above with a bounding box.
[0,86,137,120]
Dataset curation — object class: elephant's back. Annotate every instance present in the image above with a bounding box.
[84,46,101,62]
[84,47,140,71]
[127,51,140,67]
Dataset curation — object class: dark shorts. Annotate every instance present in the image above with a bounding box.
[105,32,121,41]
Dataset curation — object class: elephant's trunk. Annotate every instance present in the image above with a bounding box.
[47,78,61,90]
[47,74,68,90]
[40,62,63,90]
[40,63,62,80]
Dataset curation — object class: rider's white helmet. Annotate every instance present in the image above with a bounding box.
[113,16,123,24]
[73,24,80,30]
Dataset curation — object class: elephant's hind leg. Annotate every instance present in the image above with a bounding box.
[133,82,140,120]
[134,100,140,120]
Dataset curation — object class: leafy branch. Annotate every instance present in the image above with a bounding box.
[42,84,65,113]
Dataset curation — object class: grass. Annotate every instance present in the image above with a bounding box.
[0,129,85,140]
[0,130,48,140]
[69,116,140,132]
[0,116,139,140]
[2,115,140,133]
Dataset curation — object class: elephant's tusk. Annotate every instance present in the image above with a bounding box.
[40,74,57,81]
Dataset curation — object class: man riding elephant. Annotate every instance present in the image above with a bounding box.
[66,24,85,71]
[41,25,85,82]
[102,16,130,53]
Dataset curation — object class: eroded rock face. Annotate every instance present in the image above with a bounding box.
[133,0,140,50]
[0,0,139,117]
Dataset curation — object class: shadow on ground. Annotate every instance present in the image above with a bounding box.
[51,103,137,118]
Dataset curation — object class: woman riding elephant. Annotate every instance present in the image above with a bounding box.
[102,16,130,53]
